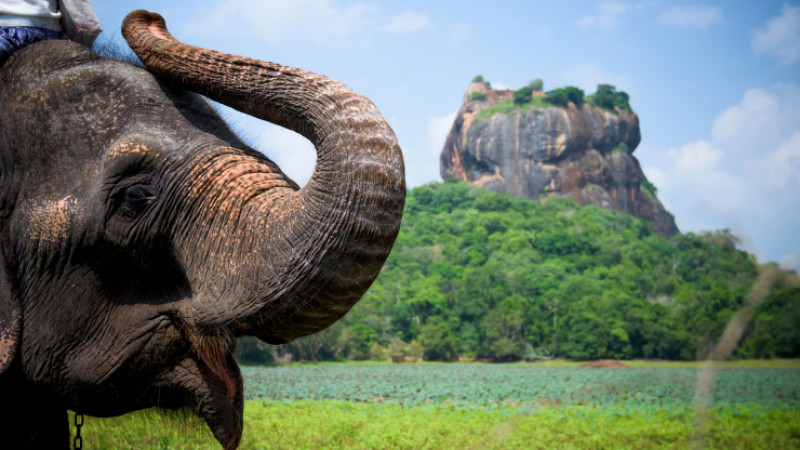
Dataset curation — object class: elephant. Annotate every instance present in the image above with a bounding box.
[0,9,404,449]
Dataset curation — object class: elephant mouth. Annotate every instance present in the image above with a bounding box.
[187,328,239,406]
[127,317,245,448]
[64,316,243,448]
[181,325,244,449]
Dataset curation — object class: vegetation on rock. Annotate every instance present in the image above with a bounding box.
[475,97,545,121]
[467,91,487,101]
[588,83,633,112]
[640,179,658,197]
[474,77,634,121]
[513,85,535,105]
[471,74,490,88]
[545,86,586,107]
[612,142,630,154]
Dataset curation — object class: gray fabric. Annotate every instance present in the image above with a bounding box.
[58,0,100,46]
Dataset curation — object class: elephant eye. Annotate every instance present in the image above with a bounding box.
[120,184,158,215]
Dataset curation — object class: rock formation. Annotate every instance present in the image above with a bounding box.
[441,81,678,237]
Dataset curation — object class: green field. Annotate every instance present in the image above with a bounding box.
[71,361,800,449]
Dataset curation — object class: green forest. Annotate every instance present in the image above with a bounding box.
[238,181,800,364]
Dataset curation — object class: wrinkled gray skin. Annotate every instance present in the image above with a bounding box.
[0,10,405,449]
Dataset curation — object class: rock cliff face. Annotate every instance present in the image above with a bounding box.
[441,82,678,237]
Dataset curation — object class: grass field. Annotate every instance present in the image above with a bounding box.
[70,360,800,449]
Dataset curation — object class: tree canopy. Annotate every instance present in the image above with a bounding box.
[243,181,799,363]
[546,86,585,107]
[589,83,633,112]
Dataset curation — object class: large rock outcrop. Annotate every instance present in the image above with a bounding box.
[441,81,678,237]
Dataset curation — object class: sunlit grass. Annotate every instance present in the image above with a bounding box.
[68,360,800,448]
[71,401,800,449]
[622,359,800,369]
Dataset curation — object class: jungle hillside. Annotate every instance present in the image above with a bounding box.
[239,180,800,364]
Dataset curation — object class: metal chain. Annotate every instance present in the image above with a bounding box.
[73,413,84,450]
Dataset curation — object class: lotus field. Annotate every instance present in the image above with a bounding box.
[242,363,800,410]
[72,361,800,448]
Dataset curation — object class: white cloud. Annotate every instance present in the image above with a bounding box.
[382,12,432,33]
[658,6,723,28]
[577,2,630,30]
[654,141,746,217]
[711,84,800,154]
[667,139,722,173]
[751,4,800,66]
[182,0,429,47]
[183,0,375,46]
[749,131,800,187]
[638,83,800,264]
[711,88,779,143]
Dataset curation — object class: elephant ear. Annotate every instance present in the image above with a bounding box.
[0,253,20,374]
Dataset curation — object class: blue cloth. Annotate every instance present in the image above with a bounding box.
[0,27,62,65]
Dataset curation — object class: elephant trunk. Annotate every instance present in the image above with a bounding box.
[122,11,405,343]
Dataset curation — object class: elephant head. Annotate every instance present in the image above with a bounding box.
[0,10,404,449]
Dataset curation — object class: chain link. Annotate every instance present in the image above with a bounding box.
[73,413,84,450]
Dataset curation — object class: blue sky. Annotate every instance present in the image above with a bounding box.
[92,1,800,269]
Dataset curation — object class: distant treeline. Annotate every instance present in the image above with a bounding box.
[238,181,800,364]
